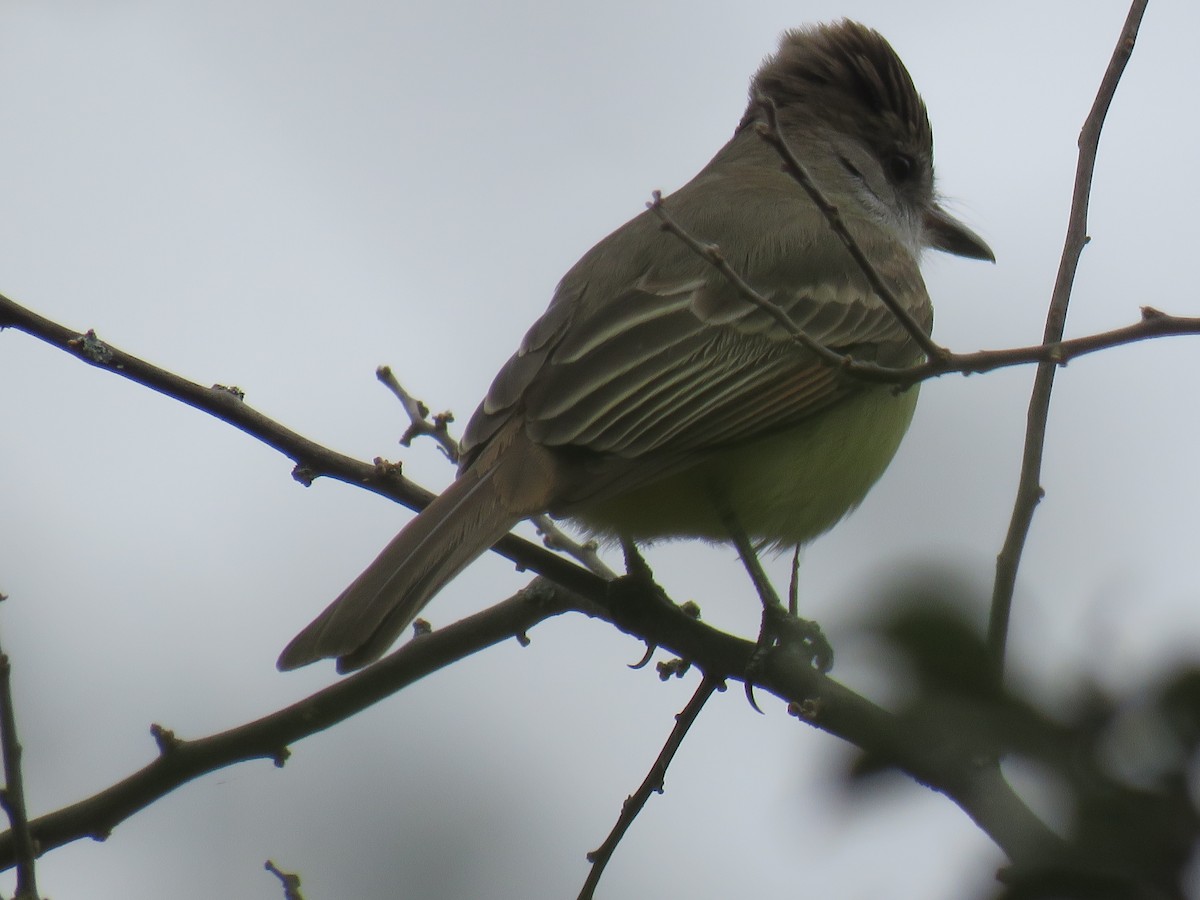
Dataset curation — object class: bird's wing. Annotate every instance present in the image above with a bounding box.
[462,180,931,471]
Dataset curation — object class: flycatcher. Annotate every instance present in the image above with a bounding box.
[279,20,994,673]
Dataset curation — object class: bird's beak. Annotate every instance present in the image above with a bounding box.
[924,204,995,262]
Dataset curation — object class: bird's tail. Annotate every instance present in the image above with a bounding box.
[277,464,525,673]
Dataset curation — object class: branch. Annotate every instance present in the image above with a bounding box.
[377,363,615,579]
[989,0,1149,675]
[594,577,1065,867]
[0,638,38,900]
[0,582,578,866]
[0,292,605,606]
[648,201,1200,386]
[578,674,723,899]
[533,516,617,580]
[376,364,461,463]
[0,572,1061,873]
[264,860,305,900]
[0,275,1126,880]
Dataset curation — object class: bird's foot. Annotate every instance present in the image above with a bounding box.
[744,603,833,711]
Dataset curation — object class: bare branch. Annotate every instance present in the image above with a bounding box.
[0,292,604,605]
[645,201,1200,388]
[0,582,578,866]
[376,361,616,579]
[579,674,723,900]
[533,516,617,579]
[0,638,38,900]
[989,0,1149,676]
[0,572,1062,875]
[376,364,461,463]
[264,860,305,900]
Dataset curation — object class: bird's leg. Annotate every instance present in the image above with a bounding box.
[716,507,832,709]
[620,536,655,585]
[773,542,830,668]
[788,545,801,617]
[612,536,663,670]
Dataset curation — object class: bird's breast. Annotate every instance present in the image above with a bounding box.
[569,384,920,548]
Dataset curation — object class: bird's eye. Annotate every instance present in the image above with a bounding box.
[886,153,914,183]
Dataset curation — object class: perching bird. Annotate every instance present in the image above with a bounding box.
[278,20,993,673]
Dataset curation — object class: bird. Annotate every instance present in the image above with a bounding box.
[278,19,994,673]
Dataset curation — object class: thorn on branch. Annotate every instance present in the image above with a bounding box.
[150,724,182,756]
[291,464,318,487]
[210,384,246,401]
[66,329,114,364]
[265,860,305,900]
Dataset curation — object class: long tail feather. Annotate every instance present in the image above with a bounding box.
[277,465,523,672]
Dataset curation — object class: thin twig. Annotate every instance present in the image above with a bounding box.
[646,203,1200,386]
[578,674,723,900]
[533,516,617,579]
[5,292,1198,432]
[377,363,615,579]
[648,191,852,369]
[754,95,947,362]
[0,645,38,900]
[989,0,1148,677]
[264,860,305,900]
[0,294,603,604]
[376,365,461,463]
[0,583,581,867]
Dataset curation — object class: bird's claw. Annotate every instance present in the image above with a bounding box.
[743,604,833,711]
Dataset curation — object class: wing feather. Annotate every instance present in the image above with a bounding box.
[460,162,933,480]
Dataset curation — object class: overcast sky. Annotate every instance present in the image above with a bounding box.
[2,2,1198,898]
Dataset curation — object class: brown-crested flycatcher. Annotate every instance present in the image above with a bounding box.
[279,20,994,673]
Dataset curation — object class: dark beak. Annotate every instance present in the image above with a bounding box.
[925,204,995,262]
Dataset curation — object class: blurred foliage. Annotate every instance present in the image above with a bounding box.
[850,575,1200,900]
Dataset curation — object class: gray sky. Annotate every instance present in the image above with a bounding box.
[2,2,1198,898]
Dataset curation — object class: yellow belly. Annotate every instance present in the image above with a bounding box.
[571,385,919,548]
